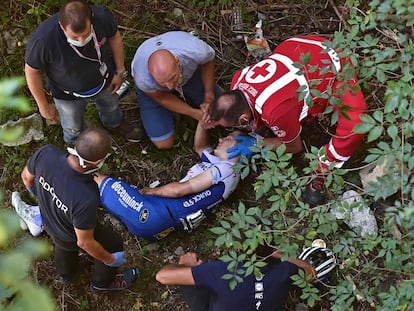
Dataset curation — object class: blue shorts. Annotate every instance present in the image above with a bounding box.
[136,67,222,142]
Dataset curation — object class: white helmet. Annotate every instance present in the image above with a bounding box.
[298,246,336,282]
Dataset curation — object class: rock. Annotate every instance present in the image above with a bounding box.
[172,7,183,17]
[0,113,44,146]
[1,29,26,54]
[330,190,378,237]
[359,155,408,197]
[103,213,123,231]
[174,246,185,256]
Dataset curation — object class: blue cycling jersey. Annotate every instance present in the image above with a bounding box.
[99,148,239,240]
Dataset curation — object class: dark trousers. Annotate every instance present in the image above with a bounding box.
[180,285,213,311]
[52,223,123,287]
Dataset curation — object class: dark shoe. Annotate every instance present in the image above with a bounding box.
[111,119,145,142]
[90,267,139,292]
[78,251,94,266]
[304,177,325,206]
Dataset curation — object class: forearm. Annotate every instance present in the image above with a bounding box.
[272,251,315,280]
[78,238,114,265]
[156,264,195,285]
[24,64,49,109]
[156,252,201,285]
[21,166,35,191]
[109,31,125,73]
[200,60,216,104]
[142,182,185,197]
[148,92,202,120]
[194,122,211,155]
[288,258,316,280]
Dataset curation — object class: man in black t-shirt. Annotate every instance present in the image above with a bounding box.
[156,246,318,311]
[25,0,143,144]
[20,128,139,291]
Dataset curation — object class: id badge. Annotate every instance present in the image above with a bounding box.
[99,62,108,77]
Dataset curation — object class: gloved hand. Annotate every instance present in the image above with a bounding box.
[106,251,126,267]
[227,135,257,160]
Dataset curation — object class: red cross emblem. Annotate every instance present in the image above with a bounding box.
[251,62,271,79]
[245,59,276,84]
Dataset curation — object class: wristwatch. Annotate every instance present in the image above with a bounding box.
[115,70,128,79]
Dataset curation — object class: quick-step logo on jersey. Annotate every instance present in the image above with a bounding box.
[182,189,212,208]
[39,176,68,213]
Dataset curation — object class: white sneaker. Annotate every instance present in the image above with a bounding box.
[11,192,43,236]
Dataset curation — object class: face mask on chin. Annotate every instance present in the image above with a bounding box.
[67,30,93,47]
[82,158,107,175]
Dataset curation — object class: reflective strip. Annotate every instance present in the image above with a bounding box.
[64,79,106,98]
[285,37,341,72]
[318,139,350,168]
[232,66,251,88]
[328,141,350,162]
[255,53,310,120]
[315,257,336,279]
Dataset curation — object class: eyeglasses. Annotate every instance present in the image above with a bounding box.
[225,117,251,132]
[67,147,111,168]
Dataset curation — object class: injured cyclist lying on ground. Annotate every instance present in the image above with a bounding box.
[13,122,243,241]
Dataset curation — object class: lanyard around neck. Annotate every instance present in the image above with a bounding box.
[69,26,102,64]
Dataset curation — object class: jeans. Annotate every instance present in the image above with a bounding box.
[54,89,123,144]
[136,67,222,142]
[52,223,123,287]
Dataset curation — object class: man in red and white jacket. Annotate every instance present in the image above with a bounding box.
[205,36,367,206]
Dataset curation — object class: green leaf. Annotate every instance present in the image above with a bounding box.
[386,125,399,140]
[353,122,374,134]
[210,227,227,235]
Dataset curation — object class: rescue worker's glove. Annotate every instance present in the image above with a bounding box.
[106,251,127,267]
[227,135,257,160]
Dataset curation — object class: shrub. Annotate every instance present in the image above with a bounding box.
[211,0,414,309]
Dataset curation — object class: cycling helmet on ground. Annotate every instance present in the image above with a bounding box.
[298,246,336,282]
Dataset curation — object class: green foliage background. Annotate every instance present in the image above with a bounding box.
[210,0,414,310]
[0,79,55,310]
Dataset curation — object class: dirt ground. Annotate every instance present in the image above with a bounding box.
[8,1,360,310]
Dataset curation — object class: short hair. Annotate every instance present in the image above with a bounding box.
[75,128,111,162]
[208,90,247,124]
[59,0,92,33]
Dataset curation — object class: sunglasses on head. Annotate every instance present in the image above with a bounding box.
[67,147,111,168]
[225,116,251,132]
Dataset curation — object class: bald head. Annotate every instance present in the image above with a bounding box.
[148,50,180,87]
[208,90,248,124]
[75,128,111,162]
